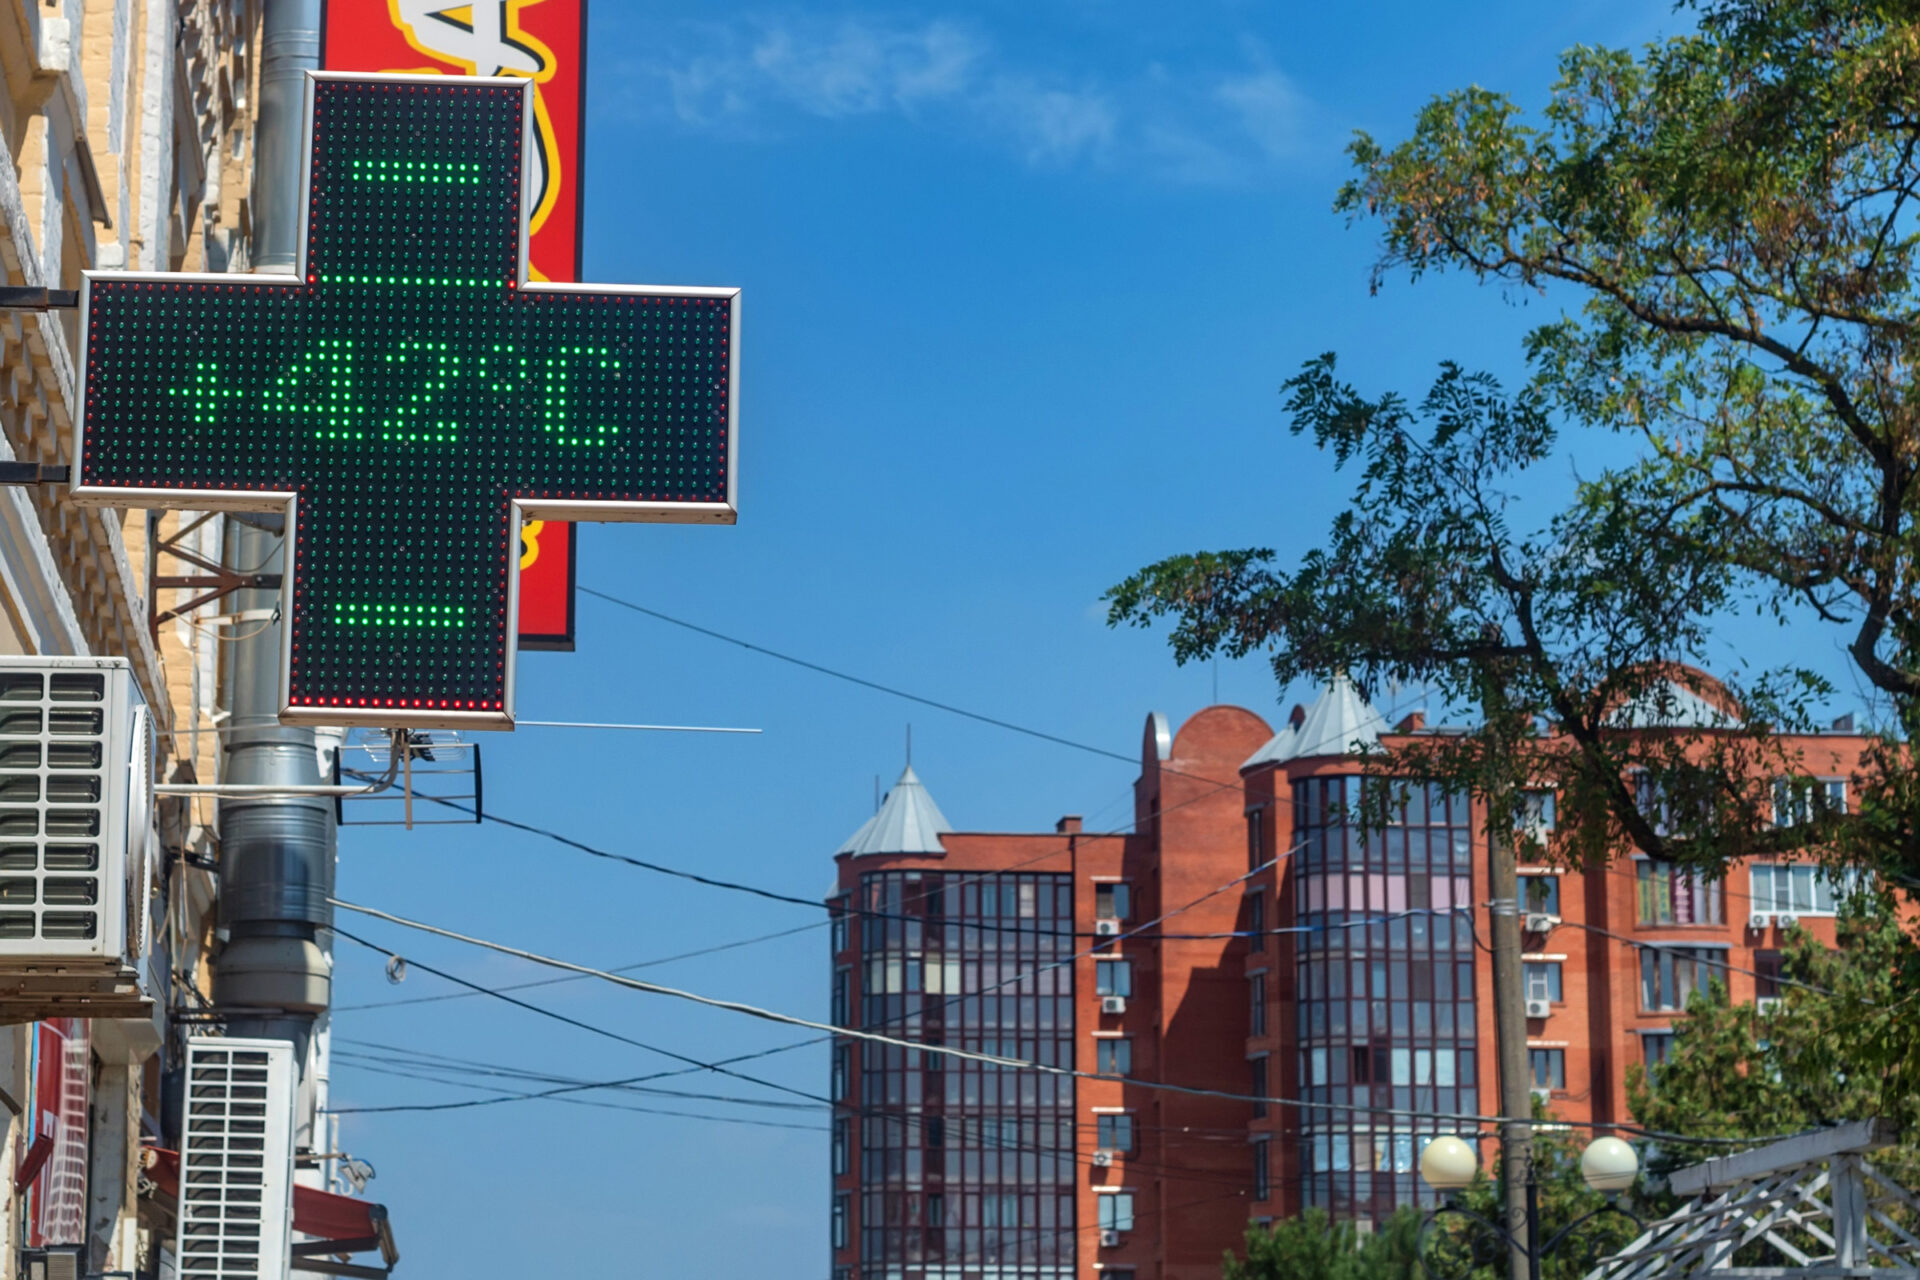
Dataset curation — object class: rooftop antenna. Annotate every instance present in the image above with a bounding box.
[906,723,912,767]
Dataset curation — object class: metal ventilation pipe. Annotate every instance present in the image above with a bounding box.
[212,0,331,1059]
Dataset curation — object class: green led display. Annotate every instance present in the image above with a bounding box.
[75,77,736,720]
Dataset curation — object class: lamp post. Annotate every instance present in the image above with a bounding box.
[1417,1135,1643,1280]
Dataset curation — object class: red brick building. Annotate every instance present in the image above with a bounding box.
[828,674,1869,1280]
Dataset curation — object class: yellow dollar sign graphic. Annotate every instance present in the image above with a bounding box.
[520,519,545,570]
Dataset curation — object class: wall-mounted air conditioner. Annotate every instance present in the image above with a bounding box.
[1093,919,1121,937]
[176,1037,295,1280]
[19,1246,83,1280]
[1523,912,1559,933]
[1777,914,1800,930]
[1748,911,1771,932]
[1091,1149,1114,1167]
[1756,997,1782,1015]
[0,659,156,1017]
[1524,998,1551,1019]
[1100,1230,1123,1248]
[1100,996,1127,1015]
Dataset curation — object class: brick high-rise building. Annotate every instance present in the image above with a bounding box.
[828,673,1871,1280]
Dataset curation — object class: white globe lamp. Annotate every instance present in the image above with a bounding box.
[1419,1135,1479,1192]
[1580,1137,1639,1194]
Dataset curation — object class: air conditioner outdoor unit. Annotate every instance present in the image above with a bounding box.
[1094,919,1121,937]
[1756,997,1783,1015]
[1777,913,1800,930]
[0,659,156,1018]
[19,1246,83,1280]
[176,1037,296,1280]
[1524,997,1552,1019]
[1100,1230,1123,1248]
[1101,996,1127,1015]
[1092,1149,1115,1167]
[1748,911,1772,932]
[1523,912,1558,933]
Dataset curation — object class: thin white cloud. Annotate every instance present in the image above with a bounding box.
[626,14,1319,183]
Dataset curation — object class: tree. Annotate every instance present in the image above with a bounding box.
[1628,888,1920,1181]
[1337,0,1920,729]
[1223,1208,1423,1280]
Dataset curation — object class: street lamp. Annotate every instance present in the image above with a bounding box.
[1416,1134,1643,1280]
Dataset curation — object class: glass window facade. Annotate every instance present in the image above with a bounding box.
[847,870,1076,1280]
[1095,1114,1134,1152]
[1640,946,1728,1011]
[1249,891,1266,953]
[1636,861,1724,925]
[1523,962,1562,1004]
[1097,1193,1134,1232]
[1529,1048,1565,1090]
[1292,777,1478,1217]
[1751,862,1860,915]
[1095,1039,1130,1077]
[1095,883,1131,921]
[1521,874,1560,916]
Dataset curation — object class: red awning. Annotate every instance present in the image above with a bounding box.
[143,1148,398,1265]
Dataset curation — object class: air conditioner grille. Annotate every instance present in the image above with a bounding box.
[0,668,108,950]
[176,1038,295,1280]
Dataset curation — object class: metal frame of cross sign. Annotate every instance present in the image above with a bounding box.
[70,73,739,730]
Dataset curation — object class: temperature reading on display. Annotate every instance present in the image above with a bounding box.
[71,75,740,727]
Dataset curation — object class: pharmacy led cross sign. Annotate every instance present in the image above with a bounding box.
[72,73,739,729]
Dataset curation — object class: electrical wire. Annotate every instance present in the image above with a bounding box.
[326,895,1805,1146]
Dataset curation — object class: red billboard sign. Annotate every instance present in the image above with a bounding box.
[322,0,584,649]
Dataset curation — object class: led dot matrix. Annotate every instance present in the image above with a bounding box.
[71,74,739,727]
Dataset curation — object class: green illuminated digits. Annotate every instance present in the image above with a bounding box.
[542,346,623,447]
[333,602,468,629]
[262,338,363,440]
[169,361,246,426]
[381,339,460,443]
[349,159,482,185]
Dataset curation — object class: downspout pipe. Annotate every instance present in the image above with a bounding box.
[212,0,329,1076]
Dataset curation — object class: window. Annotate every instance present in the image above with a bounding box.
[831,1041,849,1098]
[1529,1048,1566,1091]
[830,898,849,953]
[1098,1192,1135,1232]
[1248,806,1265,872]
[1642,1031,1675,1071]
[1641,946,1728,1010]
[926,1192,945,1227]
[1522,874,1561,916]
[1518,789,1557,838]
[832,967,850,1026]
[1096,959,1132,997]
[1524,962,1563,1004]
[1750,863,1861,916]
[1636,860,1724,925]
[1755,949,1782,1001]
[1249,1055,1268,1119]
[1097,1038,1132,1077]
[1772,778,1846,828]
[1252,1136,1271,1200]
[832,1118,848,1175]
[1248,891,1266,953]
[831,1193,849,1250]
[1096,882,1132,921]
[1249,973,1267,1036]
[1097,1113,1135,1152]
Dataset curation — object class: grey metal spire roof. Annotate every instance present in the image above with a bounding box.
[1242,674,1390,769]
[1606,678,1741,730]
[837,765,954,856]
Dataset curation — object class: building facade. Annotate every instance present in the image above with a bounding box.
[828,676,1871,1279]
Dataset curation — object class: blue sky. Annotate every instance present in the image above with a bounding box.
[323,3,1845,1276]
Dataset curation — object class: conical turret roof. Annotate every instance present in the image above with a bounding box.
[1242,674,1390,769]
[837,765,953,856]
